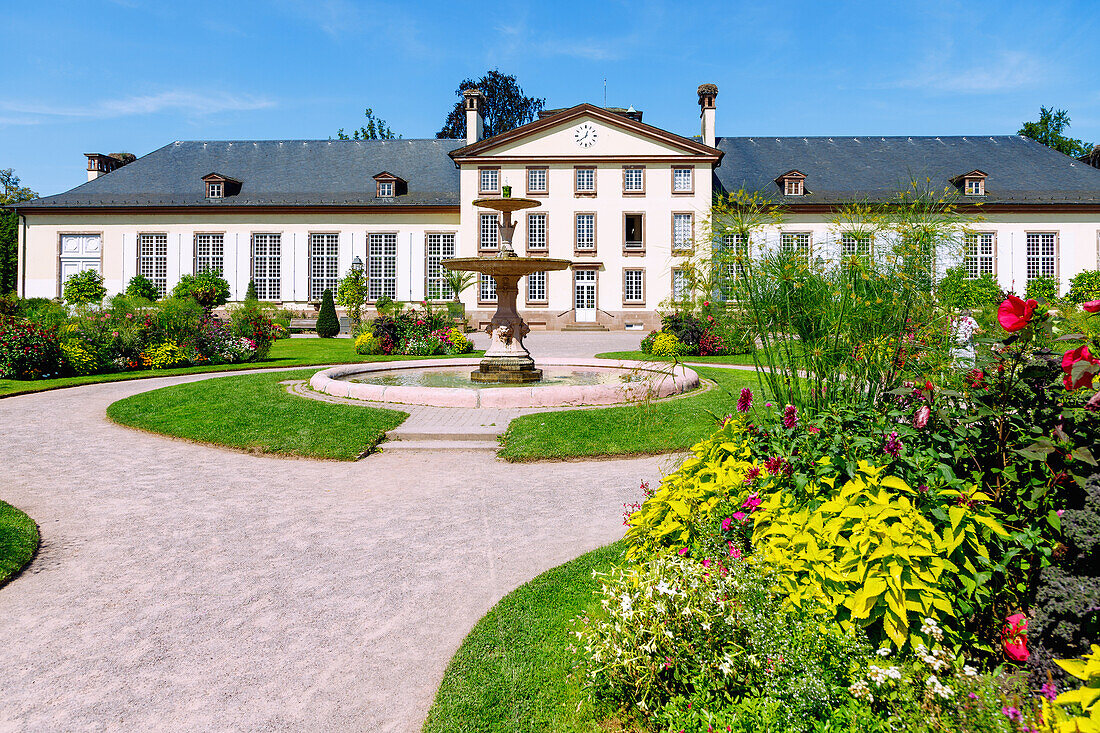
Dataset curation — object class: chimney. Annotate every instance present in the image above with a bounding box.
[697,83,718,148]
[463,88,485,145]
[85,153,117,181]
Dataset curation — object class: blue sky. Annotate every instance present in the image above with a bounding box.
[4,0,1099,197]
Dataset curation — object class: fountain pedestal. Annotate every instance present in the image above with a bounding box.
[444,197,572,384]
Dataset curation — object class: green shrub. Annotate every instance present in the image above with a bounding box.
[1068,270,1100,304]
[63,269,106,306]
[19,297,68,329]
[316,288,340,338]
[245,279,258,301]
[639,330,657,354]
[139,340,188,369]
[937,266,1004,311]
[0,321,65,378]
[1025,274,1059,303]
[651,331,689,358]
[172,270,231,309]
[228,300,277,358]
[60,340,98,375]
[336,269,366,331]
[125,274,160,301]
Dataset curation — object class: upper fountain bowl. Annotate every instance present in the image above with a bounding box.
[472,197,543,213]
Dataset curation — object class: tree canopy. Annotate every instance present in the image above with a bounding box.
[1,169,38,294]
[1018,107,1093,158]
[337,108,398,140]
[436,69,545,140]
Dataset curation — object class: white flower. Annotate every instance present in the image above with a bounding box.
[876,647,892,657]
[963,665,978,677]
[655,581,673,596]
[885,666,902,680]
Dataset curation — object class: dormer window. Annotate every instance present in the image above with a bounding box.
[952,170,987,197]
[206,181,223,199]
[776,170,807,196]
[372,171,407,198]
[202,172,240,199]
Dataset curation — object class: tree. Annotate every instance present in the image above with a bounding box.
[63,269,106,306]
[172,270,231,311]
[125,274,160,301]
[442,269,475,302]
[436,69,545,140]
[316,288,340,338]
[245,279,258,301]
[1019,107,1093,158]
[337,108,398,140]
[0,169,38,294]
[336,268,366,331]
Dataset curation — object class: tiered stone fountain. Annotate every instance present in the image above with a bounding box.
[443,196,571,383]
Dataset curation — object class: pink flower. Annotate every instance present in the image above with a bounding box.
[732,511,746,522]
[807,425,821,434]
[741,494,761,511]
[721,517,733,532]
[728,543,742,559]
[736,388,752,413]
[1082,300,1100,313]
[701,558,711,568]
[997,295,1038,332]
[913,405,930,429]
[1003,612,1029,662]
[782,404,797,429]
[1062,345,1100,391]
[677,547,689,556]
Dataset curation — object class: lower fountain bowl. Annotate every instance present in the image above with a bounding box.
[308,358,700,408]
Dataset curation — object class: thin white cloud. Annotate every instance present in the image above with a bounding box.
[884,50,1049,94]
[0,90,276,123]
[495,20,622,61]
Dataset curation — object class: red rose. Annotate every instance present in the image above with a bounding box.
[1062,345,1100,391]
[997,295,1039,332]
[1083,300,1100,313]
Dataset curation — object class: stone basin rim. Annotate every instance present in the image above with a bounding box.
[308,358,700,409]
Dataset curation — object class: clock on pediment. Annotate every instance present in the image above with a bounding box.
[573,122,598,149]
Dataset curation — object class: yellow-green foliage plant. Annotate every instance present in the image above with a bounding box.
[354,332,381,355]
[750,462,1006,650]
[60,341,98,375]
[446,327,471,353]
[139,341,188,369]
[1047,644,1100,732]
[625,418,773,558]
[650,331,689,358]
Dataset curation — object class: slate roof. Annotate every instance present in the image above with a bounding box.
[18,139,464,209]
[713,135,1100,204]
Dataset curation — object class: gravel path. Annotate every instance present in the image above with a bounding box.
[0,332,679,732]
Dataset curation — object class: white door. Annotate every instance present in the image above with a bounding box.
[59,234,102,289]
[574,269,597,322]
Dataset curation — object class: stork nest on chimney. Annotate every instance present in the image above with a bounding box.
[697,83,718,99]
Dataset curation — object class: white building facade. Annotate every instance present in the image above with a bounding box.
[12,85,1100,330]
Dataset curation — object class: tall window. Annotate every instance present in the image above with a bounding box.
[195,233,224,274]
[368,233,397,300]
[575,213,596,251]
[672,213,694,252]
[425,232,457,300]
[479,213,499,251]
[964,233,995,278]
[673,167,694,193]
[251,233,281,301]
[623,166,645,193]
[841,234,873,257]
[309,233,340,301]
[527,213,547,251]
[479,167,499,194]
[138,233,168,297]
[780,232,811,256]
[717,233,746,299]
[1026,232,1057,281]
[526,271,547,302]
[479,273,497,302]
[624,269,644,303]
[722,233,748,255]
[527,167,548,195]
[672,268,689,300]
[575,167,596,193]
[624,213,644,251]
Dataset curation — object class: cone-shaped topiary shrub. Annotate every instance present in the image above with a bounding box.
[316,288,340,338]
[245,279,258,301]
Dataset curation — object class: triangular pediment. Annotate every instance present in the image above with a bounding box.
[450,104,721,162]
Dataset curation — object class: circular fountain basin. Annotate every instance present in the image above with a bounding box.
[309,358,700,408]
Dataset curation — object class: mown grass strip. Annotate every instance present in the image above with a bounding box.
[106,369,407,460]
[423,542,624,733]
[595,350,759,366]
[0,501,39,588]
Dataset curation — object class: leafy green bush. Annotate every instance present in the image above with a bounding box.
[244,279,258,301]
[228,301,277,358]
[1048,644,1100,732]
[937,267,1004,311]
[172,270,231,309]
[316,288,340,338]
[63,269,106,306]
[661,312,705,349]
[1068,270,1100,305]
[639,331,657,354]
[354,332,381,355]
[125,274,160,301]
[0,322,65,378]
[336,269,366,331]
[651,331,689,358]
[1025,274,1059,303]
[139,340,188,369]
[59,340,98,375]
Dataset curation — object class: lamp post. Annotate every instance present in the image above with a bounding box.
[351,256,364,272]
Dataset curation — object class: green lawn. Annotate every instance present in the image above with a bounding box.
[106,369,407,460]
[0,501,39,588]
[596,350,759,366]
[423,542,624,733]
[0,338,483,398]
[498,366,765,462]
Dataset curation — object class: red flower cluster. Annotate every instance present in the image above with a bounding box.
[1062,345,1099,391]
[997,295,1039,332]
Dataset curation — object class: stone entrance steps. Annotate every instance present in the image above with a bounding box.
[562,323,609,332]
[381,428,500,453]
